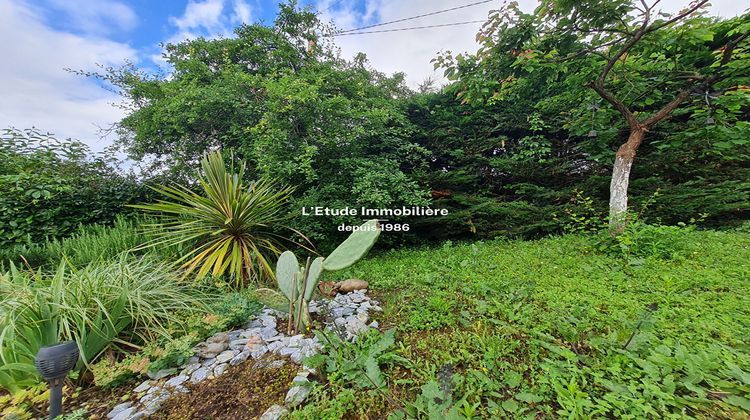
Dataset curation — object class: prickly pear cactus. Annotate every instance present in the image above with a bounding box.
[276,250,299,300]
[322,219,381,271]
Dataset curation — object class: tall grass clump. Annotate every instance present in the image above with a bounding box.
[0,216,181,270]
[0,257,209,392]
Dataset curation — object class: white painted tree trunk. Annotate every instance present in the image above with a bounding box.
[609,154,633,232]
[608,129,644,234]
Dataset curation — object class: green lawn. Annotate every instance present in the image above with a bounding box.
[297,230,750,418]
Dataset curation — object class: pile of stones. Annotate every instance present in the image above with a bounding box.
[106,289,381,420]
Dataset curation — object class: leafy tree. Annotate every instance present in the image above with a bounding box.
[105,2,429,248]
[437,0,750,233]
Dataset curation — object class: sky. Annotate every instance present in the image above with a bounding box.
[0,0,747,154]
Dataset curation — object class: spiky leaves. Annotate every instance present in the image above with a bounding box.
[132,151,298,286]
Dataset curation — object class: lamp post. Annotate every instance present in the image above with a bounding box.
[35,341,79,419]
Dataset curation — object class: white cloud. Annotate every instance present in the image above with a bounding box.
[165,0,254,44]
[44,0,138,35]
[319,0,748,88]
[0,0,136,152]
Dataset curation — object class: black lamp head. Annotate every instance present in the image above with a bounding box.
[35,341,79,381]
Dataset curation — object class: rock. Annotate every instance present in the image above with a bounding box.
[292,374,309,384]
[127,411,147,420]
[180,362,201,376]
[334,317,347,327]
[251,345,269,359]
[240,328,262,338]
[196,342,228,358]
[260,326,278,340]
[107,402,132,419]
[279,346,298,356]
[133,380,151,393]
[207,332,230,344]
[164,374,188,388]
[260,404,289,420]
[369,321,379,329]
[285,384,311,407]
[191,366,210,383]
[110,406,135,420]
[229,338,249,348]
[356,312,369,323]
[187,356,200,364]
[332,306,355,318]
[289,350,303,363]
[147,368,177,380]
[202,357,217,367]
[216,350,237,364]
[336,279,368,293]
[346,318,369,336]
[214,363,228,376]
[229,350,250,366]
[269,360,286,368]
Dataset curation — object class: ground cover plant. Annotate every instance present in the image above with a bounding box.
[301,227,750,418]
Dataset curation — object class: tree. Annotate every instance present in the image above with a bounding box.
[437,0,750,233]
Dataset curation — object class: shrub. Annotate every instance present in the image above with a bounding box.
[0,216,149,269]
[596,221,694,262]
[133,151,304,286]
[0,257,209,392]
[0,128,146,247]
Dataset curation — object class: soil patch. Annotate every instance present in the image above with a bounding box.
[152,355,298,419]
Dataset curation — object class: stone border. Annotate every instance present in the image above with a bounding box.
[106,290,380,420]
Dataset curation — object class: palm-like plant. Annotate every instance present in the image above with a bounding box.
[133,151,301,285]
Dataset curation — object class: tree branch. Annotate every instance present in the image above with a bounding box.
[646,0,710,33]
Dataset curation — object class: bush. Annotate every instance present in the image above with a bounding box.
[0,257,209,392]
[0,128,147,247]
[596,221,694,262]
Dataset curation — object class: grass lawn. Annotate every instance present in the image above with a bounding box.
[295,230,750,418]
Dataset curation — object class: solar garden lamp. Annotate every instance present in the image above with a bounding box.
[35,341,79,419]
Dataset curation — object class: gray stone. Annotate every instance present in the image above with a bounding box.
[285,384,311,407]
[279,346,298,356]
[216,350,237,364]
[107,402,133,418]
[292,374,309,384]
[164,374,188,388]
[369,321,379,329]
[181,362,201,375]
[229,350,250,366]
[230,338,248,347]
[110,407,135,420]
[265,334,284,342]
[191,366,210,383]
[201,357,216,367]
[240,328,262,338]
[332,306,355,318]
[187,356,200,364]
[270,360,286,368]
[260,326,278,340]
[334,317,347,327]
[289,350,303,363]
[251,345,269,359]
[133,380,151,393]
[147,368,177,380]
[260,404,289,420]
[214,363,228,376]
[356,312,369,323]
[346,318,369,336]
[126,411,147,420]
[197,342,228,358]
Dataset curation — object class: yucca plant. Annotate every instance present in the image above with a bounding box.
[132,151,303,286]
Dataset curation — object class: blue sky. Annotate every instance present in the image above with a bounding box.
[1,0,746,154]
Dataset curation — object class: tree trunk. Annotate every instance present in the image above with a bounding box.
[609,128,646,234]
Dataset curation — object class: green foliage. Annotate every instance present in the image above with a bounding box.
[0,216,149,269]
[273,220,380,333]
[0,128,146,247]
[596,222,695,262]
[133,151,299,286]
[0,257,208,392]
[308,329,404,390]
[316,230,750,417]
